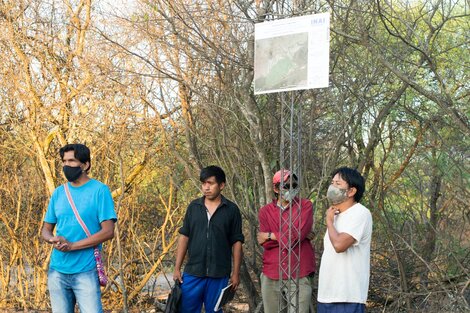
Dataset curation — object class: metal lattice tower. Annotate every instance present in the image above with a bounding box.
[278,92,303,312]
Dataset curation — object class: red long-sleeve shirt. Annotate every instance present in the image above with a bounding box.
[259,198,316,280]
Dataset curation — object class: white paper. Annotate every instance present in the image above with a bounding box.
[254,13,330,94]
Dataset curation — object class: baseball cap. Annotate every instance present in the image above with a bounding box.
[273,169,295,185]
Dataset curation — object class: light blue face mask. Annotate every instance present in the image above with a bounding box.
[281,187,299,202]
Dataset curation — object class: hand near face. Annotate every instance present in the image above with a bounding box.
[326,206,339,225]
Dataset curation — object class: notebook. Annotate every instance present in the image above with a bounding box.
[214,284,235,311]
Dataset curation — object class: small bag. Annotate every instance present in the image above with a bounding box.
[64,183,109,287]
[93,246,108,286]
[164,280,182,313]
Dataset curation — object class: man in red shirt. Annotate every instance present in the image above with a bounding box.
[257,169,316,313]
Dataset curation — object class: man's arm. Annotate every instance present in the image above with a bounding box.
[260,200,313,247]
[326,206,355,253]
[257,206,279,247]
[230,241,242,290]
[41,222,56,243]
[69,220,115,249]
[257,231,278,244]
[173,234,189,283]
[49,220,115,252]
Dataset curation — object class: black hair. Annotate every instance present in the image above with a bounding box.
[59,144,91,172]
[331,167,365,202]
[200,165,226,184]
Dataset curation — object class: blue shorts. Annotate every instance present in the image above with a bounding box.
[180,273,229,313]
[317,302,365,313]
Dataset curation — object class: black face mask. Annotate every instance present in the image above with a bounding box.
[63,165,83,182]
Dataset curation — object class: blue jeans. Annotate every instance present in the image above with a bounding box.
[48,268,103,313]
[180,273,229,313]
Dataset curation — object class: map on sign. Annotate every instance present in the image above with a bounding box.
[254,13,330,94]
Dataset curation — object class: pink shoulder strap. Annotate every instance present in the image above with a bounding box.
[64,183,92,237]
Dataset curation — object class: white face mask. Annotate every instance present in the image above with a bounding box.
[327,185,349,205]
[281,187,299,202]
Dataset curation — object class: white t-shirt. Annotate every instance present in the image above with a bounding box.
[317,202,373,304]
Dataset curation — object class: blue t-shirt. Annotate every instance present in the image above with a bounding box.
[44,179,117,274]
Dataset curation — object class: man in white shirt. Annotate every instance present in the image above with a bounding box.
[317,167,372,313]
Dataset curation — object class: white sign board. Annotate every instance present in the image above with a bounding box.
[254,13,330,94]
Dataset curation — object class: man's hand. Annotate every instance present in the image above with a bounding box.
[326,206,339,225]
[257,232,268,245]
[307,230,316,241]
[49,236,73,252]
[229,272,240,290]
[325,206,356,253]
[173,269,183,283]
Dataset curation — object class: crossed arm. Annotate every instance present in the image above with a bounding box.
[257,201,314,247]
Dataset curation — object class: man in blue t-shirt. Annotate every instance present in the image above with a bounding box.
[41,144,117,313]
